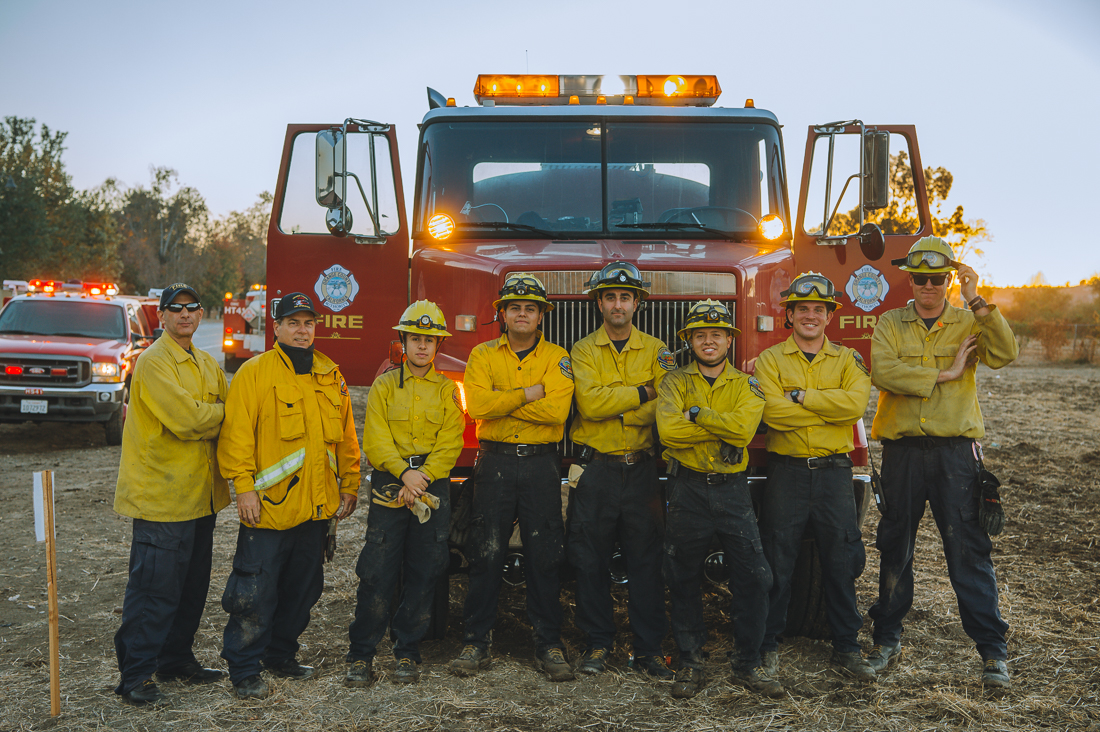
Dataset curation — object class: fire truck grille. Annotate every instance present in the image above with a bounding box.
[541,298,736,459]
[0,357,90,386]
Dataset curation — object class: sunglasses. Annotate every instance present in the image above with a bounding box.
[164,302,202,313]
[911,274,948,286]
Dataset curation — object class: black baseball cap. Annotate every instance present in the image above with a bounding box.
[276,292,317,319]
[159,283,201,309]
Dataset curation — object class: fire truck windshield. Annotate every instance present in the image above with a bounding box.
[416,120,785,239]
[0,300,127,340]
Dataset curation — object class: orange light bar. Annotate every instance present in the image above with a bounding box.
[225,291,233,300]
[474,74,559,99]
[637,75,721,100]
[28,279,43,292]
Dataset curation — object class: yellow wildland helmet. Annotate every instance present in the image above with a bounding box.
[891,236,957,273]
[584,261,651,300]
[677,299,741,341]
[492,272,555,311]
[393,300,452,337]
[779,271,842,310]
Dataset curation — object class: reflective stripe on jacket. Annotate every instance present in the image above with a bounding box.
[218,343,361,531]
[364,363,465,482]
[756,336,871,458]
[465,333,574,444]
[870,302,1018,440]
[114,335,229,521]
[656,361,764,474]
[569,326,675,454]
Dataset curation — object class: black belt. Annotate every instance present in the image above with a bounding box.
[405,454,430,469]
[770,453,853,470]
[479,440,557,457]
[883,436,973,450]
[679,466,739,485]
[590,448,654,466]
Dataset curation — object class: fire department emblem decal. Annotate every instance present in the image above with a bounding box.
[845,265,889,313]
[314,264,360,313]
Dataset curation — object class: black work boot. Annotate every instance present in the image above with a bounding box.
[233,674,270,700]
[576,648,610,675]
[634,654,674,680]
[121,679,167,706]
[450,645,491,677]
[731,665,785,697]
[671,666,705,699]
[263,658,315,680]
[393,657,421,684]
[157,661,225,684]
[832,650,877,682]
[866,642,901,673]
[981,659,1011,690]
[535,647,575,681]
[344,659,376,688]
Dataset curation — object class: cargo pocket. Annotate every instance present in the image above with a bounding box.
[275,384,305,440]
[848,528,866,578]
[318,389,343,443]
[355,529,386,582]
[132,528,182,598]
[221,555,264,616]
[424,407,444,436]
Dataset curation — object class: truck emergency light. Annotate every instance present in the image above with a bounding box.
[473,74,721,106]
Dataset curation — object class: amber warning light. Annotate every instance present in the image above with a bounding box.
[473,74,721,106]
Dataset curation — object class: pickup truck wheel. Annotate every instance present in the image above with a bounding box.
[104,407,124,446]
[783,477,873,639]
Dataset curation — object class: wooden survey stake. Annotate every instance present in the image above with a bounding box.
[34,471,61,717]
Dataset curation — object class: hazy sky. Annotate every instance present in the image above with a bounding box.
[2,0,1097,287]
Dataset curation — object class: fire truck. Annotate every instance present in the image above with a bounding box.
[0,280,157,445]
[265,74,933,637]
[221,284,267,372]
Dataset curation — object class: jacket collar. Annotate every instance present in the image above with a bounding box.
[781,335,841,358]
[593,325,642,350]
[399,361,443,383]
[496,332,544,356]
[274,341,336,375]
[900,300,961,325]
[683,359,737,384]
[162,335,196,363]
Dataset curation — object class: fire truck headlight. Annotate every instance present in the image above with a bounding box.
[428,213,456,240]
[758,214,785,241]
[92,362,122,382]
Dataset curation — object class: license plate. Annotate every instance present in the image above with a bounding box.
[20,399,48,414]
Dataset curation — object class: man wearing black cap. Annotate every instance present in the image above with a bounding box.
[218,292,361,700]
[113,283,229,705]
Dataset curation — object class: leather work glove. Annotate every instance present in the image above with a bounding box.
[372,485,440,524]
[977,469,1004,536]
[324,518,338,563]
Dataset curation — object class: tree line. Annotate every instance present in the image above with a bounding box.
[0,116,267,303]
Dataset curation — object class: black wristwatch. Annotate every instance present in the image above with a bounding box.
[688,406,701,423]
[790,389,801,404]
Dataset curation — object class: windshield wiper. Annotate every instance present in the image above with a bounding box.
[51,331,111,338]
[457,221,556,237]
[0,329,43,335]
[616,222,740,240]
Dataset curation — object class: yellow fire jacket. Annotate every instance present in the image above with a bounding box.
[570,326,676,454]
[114,335,229,521]
[465,333,574,444]
[364,363,465,482]
[218,343,361,531]
[656,361,764,474]
[870,302,1018,440]
[755,336,871,458]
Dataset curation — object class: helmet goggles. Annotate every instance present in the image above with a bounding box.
[400,315,447,332]
[780,274,836,300]
[891,250,954,271]
[677,299,741,340]
[492,273,555,311]
[585,261,651,299]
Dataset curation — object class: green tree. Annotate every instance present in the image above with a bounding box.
[0,117,122,280]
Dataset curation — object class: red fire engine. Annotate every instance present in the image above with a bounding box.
[221,284,267,372]
[264,74,933,635]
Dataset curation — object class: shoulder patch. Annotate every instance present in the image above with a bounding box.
[559,356,574,380]
[852,351,870,376]
[339,376,349,397]
[748,376,764,399]
[656,347,677,372]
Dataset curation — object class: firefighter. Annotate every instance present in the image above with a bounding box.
[113,283,228,705]
[656,300,780,699]
[344,301,464,687]
[868,237,1018,689]
[449,273,576,682]
[218,292,361,700]
[567,261,674,679]
[754,272,875,682]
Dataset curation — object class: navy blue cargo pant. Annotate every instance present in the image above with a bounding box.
[347,472,451,663]
[758,457,866,655]
[221,519,327,684]
[114,514,216,695]
[869,439,1008,661]
[567,455,667,656]
[461,450,565,653]
[663,470,772,671]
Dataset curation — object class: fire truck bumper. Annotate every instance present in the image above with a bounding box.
[0,382,126,423]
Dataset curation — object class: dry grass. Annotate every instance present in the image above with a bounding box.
[1,364,1098,731]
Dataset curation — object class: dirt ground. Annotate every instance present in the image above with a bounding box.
[1,352,1097,731]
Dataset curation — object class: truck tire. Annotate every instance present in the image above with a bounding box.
[224,354,241,373]
[104,406,124,446]
[782,477,872,639]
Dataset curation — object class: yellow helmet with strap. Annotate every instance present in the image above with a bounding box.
[779,271,842,310]
[492,272,555,311]
[393,300,452,337]
[891,236,956,273]
[677,299,741,341]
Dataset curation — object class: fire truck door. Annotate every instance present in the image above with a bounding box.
[266,122,409,386]
[792,123,932,365]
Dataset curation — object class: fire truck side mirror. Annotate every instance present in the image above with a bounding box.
[858,222,885,261]
[862,131,890,210]
[315,129,346,209]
